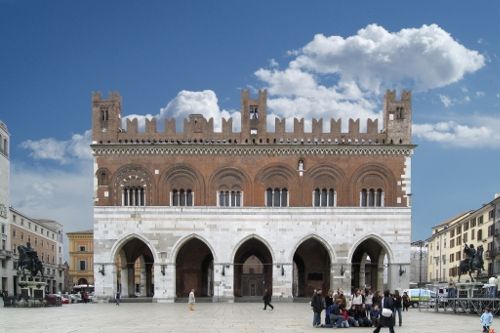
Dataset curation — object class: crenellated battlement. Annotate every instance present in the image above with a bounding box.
[91,90,412,146]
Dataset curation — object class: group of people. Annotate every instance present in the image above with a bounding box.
[310,287,409,332]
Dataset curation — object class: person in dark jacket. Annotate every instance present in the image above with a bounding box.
[373,290,395,333]
[324,290,334,325]
[263,288,274,310]
[393,290,402,326]
[311,289,325,327]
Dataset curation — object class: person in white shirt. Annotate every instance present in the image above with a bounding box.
[487,276,497,298]
[188,289,196,311]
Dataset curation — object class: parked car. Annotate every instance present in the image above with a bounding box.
[45,294,62,306]
[60,294,70,304]
[68,293,82,303]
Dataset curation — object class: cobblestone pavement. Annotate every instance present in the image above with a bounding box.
[0,303,483,333]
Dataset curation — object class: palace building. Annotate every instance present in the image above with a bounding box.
[92,90,414,302]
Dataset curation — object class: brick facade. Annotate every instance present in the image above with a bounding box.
[92,90,414,302]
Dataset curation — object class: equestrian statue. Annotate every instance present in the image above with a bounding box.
[17,242,44,278]
[458,243,484,282]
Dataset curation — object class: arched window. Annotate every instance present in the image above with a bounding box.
[98,170,109,186]
[361,189,367,207]
[360,188,384,207]
[122,186,145,206]
[313,188,336,207]
[266,188,288,207]
[171,188,194,207]
[218,190,243,207]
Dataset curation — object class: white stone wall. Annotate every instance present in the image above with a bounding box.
[93,206,411,302]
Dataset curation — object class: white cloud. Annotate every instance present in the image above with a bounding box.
[255,23,485,133]
[439,94,453,108]
[413,118,500,148]
[20,130,92,164]
[288,23,485,92]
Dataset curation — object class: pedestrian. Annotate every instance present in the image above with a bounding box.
[115,290,120,306]
[373,289,395,333]
[263,288,274,310]
[402,291,410,312]
[365,289,374,317]
[393,290,402,326]
[488,276,497,298]
[311,288,325,327]
[480,307,493,333]
[188,289,195,311]
[325,290,334,325]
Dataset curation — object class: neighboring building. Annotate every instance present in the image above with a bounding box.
[10,209,65,294]
[410,240,428,287]
[428,194,500,283]
[0,120,13,293]
[62,261,70,292]
[92,90,414,302]
[67,230,94,286]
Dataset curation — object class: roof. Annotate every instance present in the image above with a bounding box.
[66,229,93,235]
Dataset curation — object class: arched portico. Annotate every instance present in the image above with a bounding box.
[113,236,155,297]
[292,237,332,297]
[175,237,214,298]
[349,236,391,291]
[233,237,273,298]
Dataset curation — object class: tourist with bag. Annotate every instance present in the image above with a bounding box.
[373,290,395,333]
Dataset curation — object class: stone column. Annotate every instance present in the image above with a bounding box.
[332,262,351,293]
[153,263,170,302]
[162,262,175,303]
[139,257,147,296]
[94,262,116,302]
[358,255,367,289]
[213,263,234,302]
[272,263,293,301]
[127,263,135,297]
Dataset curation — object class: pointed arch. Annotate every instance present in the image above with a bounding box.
[231,234,276,263]
[289,233,336,263]
[109,232,159,263]
[169,233,218,263]
[347,233,394,264]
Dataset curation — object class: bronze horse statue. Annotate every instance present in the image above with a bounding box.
[458,244,484,282]
[17,243,44,278]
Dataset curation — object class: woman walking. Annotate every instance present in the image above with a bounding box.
[373,290,395,333]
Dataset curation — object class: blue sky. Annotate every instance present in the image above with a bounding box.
[1,0,499,244]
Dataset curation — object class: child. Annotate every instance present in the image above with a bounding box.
[480,307,493,333]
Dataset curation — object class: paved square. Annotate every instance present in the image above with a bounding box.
[0,303,482,333]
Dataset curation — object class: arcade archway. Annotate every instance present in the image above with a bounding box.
[114,237,154,297]
[293,238,331,297]
[351,238,388,291]
[175,238,214,298]
[233,238,273,298]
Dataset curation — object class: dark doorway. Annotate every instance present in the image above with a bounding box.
[233,238,273,298]
[175,238,214,298]
[293,238,330,297]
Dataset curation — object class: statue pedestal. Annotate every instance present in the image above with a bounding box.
[17,275,47,306]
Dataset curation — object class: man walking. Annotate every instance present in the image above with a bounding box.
[188,289,196,311]
[263,288,274,310]
[115,289,120,306]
